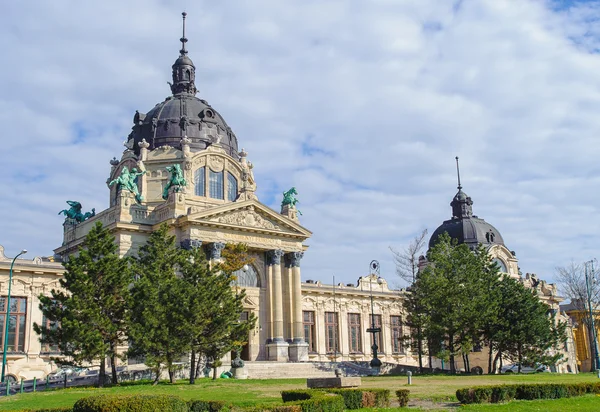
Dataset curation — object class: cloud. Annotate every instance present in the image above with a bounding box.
[1,0,600,293]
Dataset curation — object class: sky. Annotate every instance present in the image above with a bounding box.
[1,0,600,289]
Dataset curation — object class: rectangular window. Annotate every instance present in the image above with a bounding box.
[303,311,316,352]
[391,316,403,354]
[0,297,27,352]
[227,172,238,202]
[324,312,339,354]
[194,167,205,196]
[209,170,224,199]
[348,313,362,353]
[40,315,59,353]
[369,314,383,353]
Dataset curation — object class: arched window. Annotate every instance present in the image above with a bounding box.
[232,265,260,288]
[227,172,238,201]
[493,258,508,273]
[194,167,205,196]
[209,170,224,199]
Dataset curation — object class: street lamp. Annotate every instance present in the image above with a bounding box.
[2,249,27,382]
[367,260,383,369]
[584,259,600,371]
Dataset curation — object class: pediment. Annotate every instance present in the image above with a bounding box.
[180,200,311,239]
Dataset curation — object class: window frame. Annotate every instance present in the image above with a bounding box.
[348,313,362,354]
[0,296,27,353]
[303,311,316,353]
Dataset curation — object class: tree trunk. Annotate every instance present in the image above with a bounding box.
[465,353,471,373]
[190,349,196,384]
[517,345,522,373]
[110,350,118,384]
[153,366,160,385]
[492,350,501,374]
[417,325,424,373]
[449,335,456,374]
[427,338,433,372]
[487,341,494,374]
[212,365,218,380]
[98,356,106,388]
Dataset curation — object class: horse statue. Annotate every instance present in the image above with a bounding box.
[281,187,302,215]
[109,166,145,203]
[162,164,187,200]
[58,200,96,223]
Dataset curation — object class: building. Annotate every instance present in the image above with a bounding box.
[425,169,577,373]
[0,14,576,380]
[560,300,600,372]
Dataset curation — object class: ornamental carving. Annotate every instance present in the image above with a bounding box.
[192,157,206,168]
[208,156,224,172]
[208,210,281,231]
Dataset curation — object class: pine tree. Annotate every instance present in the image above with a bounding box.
[128,224,192,384]
[34,222,132,386]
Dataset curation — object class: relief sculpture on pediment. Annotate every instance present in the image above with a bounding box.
[209,210,281,231]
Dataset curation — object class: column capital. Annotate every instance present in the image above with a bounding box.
[285,251,304,268]
[208,242,226,259]
[180,239,202,250]
[266,249,284,266]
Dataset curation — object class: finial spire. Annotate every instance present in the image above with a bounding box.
[455,156,462,190]
[180,12,188,55]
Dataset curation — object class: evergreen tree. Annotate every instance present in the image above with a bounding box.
[34,222,132,386]
[128,225,191,384]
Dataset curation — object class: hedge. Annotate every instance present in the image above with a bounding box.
[456,382,600,404]
[72,394,188,412]
[395,389,410,408]
[188,399,231,412]
[281,389,344,412]
[324,389,363,409]
[368,388,391,407]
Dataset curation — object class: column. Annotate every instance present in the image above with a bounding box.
[287,251,308,361]
[266,249,288,361]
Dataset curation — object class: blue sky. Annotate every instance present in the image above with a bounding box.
[1,0,600,289]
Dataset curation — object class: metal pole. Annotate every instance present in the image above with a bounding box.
[586,260,600,371]
[1,250,27,383]
[333,275,336,361]
[368,260,381,368]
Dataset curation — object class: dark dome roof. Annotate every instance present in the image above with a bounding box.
[429,216,505,250]
[125,13,239,159]
[428,186,505,250]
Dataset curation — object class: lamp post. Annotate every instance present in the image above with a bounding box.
[2,249,27,382]
[584,259,600,371]
[367,260,383,368]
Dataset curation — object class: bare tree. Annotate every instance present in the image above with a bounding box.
[556,260,600,370]
[390,229,428,285]
[390,229,428,372]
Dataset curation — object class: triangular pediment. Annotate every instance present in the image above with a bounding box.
[179,200,312,239]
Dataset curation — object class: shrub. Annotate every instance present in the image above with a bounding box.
[324,389,363,409]
[188,399,230,412]
[361,391,376,408]
[281,390,314,402]
[456,382,600,404]
[395,389,410,407]
[298,393,344,412]
[490,385,516,403]
[244,405,302,412]
[72,394,188,412]
[368,388,390,407]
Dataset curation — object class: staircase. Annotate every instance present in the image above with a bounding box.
[242,361,386,379]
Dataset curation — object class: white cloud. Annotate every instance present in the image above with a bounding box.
[1,0,600,292]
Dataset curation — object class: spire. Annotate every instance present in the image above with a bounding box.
[455,156,462,190]
[450,157,473,219]
[180,12,188,55]
[170,12,197,95]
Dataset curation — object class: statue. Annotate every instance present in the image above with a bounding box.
[58,201,95,223]
[108,166,146,203]
[162,164,187,200]
[282,187,302,215]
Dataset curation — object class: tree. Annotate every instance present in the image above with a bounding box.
[411,233,501,374]
[489,276,567,372]
[128,225,192,384]
[391,229,428,372]
[556,261,600,370]
[34,222,132,386]
[197,243,256,380]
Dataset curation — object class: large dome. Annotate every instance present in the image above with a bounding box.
[125,12,239,159]
[428,186,504,250]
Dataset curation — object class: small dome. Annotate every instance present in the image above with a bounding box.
[429,216,505,250]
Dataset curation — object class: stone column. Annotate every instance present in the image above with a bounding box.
[287,251,308,361]
[266,249,288,361]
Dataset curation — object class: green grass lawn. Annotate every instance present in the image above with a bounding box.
[0,373,599,411]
